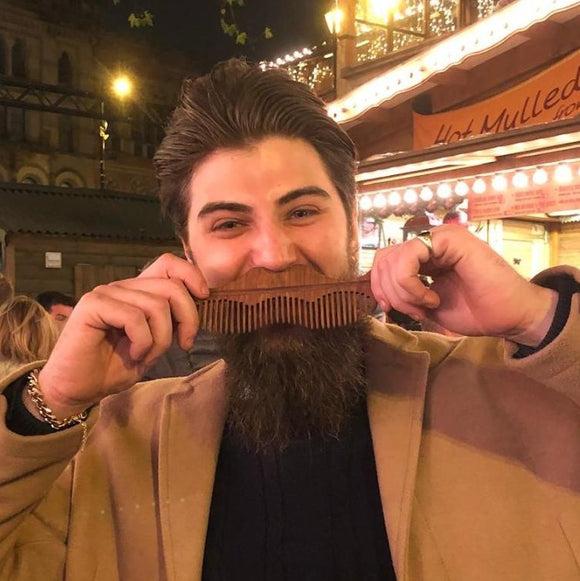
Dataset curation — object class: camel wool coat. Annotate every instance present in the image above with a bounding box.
[0,269,579,581]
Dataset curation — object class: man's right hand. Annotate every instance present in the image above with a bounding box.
[28,254,209,420]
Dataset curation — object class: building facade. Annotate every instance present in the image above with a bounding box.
[0,0,192,295]
[0,0,193,193]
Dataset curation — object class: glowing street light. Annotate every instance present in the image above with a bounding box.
[325,2,343,96]
[367,0,399,23]
[100,74,133,189]
[325,4,343,35]
[112,75,132,99]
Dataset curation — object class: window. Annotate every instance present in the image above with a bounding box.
[59,115,74,153]
[11,39,26,78]
[0,106,6,138]
[130,114,159,158]
[58,51,73,86]
[0,37,6,75]
[56,170,84,188]
[142,119,160,158]
[7,107,25,141]
[21,175,38,184]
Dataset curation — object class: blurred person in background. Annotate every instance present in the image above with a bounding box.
[36,291,77,334]
[0,273,13,307]
[0,296,58,378]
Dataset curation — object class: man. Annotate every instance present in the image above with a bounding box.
[36,290,77,333]
[0,59,578,581]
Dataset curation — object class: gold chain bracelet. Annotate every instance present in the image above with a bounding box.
[26,369,89,449]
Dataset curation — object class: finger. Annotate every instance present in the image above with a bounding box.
[89,285,174,363]
[371,246,438,320]
[372,251,425,320]
[105,278,199,351]
[389,240,440,308]
[138,253,209,298]
[379,264,429,321]
[370,251,394,313]
[75,292,156,363]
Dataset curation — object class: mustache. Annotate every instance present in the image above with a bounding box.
[195,264,376,334]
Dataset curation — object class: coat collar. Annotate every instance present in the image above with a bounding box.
[157,361,228,581]
[365,322,431,581]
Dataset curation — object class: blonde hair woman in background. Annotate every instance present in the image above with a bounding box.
[0,296,59,378]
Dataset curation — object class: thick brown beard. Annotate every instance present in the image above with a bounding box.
[218,318,370,452]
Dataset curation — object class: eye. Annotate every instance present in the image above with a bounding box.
[289,207,320,220]
[212,219,242,232]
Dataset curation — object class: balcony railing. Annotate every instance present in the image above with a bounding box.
[273,0,502,97]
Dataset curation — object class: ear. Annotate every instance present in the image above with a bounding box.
[348,213,360,257]
[180,238,194,264]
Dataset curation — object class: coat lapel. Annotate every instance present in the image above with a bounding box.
[365,331,430,581]
[157,362,228,581]
[154,327,431,581]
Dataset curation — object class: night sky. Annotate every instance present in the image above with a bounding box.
[107,0,331,73]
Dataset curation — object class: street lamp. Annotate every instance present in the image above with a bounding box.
[99,74,132,190]
[325,1,343,97]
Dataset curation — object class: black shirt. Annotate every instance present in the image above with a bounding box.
[203,399,396,581]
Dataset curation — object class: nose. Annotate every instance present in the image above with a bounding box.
[249,225,299,271]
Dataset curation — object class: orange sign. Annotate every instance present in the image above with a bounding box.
[413,48,580,150]
[468,180,580,221]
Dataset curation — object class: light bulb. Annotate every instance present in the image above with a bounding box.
[420,186,433,201]
[388,191,401,206]
[532,168,548,185]
[404,188,418,204]
[454,181,469,197]
[554,164,572,183]
[472,178,486,194]
[437,183,452,199]
[359,196,372,211]
[512,171,528,188]
[492,174,508,191]
[373,193,387,209]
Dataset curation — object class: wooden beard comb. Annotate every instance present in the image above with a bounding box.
[195,264,376,334]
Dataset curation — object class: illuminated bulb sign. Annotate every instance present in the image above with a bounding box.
[357,159,580,221]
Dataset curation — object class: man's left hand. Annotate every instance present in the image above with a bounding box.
[370,225,558,346]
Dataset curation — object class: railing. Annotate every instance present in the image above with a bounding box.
[273,0,501,97]
[283,48,335,95]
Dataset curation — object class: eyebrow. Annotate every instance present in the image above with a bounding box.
[196,186,331,220]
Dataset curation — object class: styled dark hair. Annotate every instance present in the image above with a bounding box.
[36,291,77,311]
[154,58,358,239]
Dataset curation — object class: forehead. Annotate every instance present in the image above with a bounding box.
[187,136,340,212]
[50,304,73,316]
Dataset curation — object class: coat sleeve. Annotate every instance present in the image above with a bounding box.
[504,267,580,405]
[0,363,89,581]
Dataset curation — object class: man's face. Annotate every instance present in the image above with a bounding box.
[182,136,358,288]
[181,136,366,451]
[49,304,74,334]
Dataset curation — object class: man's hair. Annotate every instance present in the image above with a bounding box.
[36,291,77,311]
[154,58,358,239]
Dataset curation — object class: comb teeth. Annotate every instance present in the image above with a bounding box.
[195,265,376,334]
